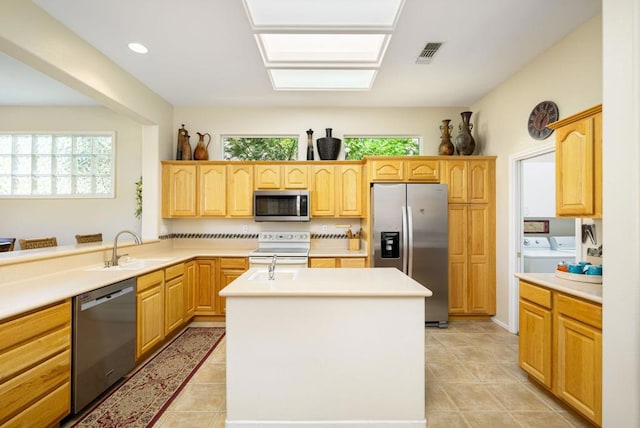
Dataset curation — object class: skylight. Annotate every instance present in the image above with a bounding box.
[242,0,404,91]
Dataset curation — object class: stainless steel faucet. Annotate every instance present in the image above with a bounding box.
[111,230,142,266]
[268,255,277,280]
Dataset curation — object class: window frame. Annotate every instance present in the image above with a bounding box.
[0,131,116,199]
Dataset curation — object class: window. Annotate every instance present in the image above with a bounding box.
[343,136,420,160]
[222,136,298,160]
[0,133,114,197]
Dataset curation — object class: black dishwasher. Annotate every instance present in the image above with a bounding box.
[72,277,136,413]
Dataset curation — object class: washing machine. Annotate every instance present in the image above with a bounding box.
[522,236,576,273]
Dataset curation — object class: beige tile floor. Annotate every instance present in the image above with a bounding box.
[75,321,595,428]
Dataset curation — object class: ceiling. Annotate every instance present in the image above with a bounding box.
[5,0,601,108]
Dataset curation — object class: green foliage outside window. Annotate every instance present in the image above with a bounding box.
[344,137,420,160]
[223,137,298,161]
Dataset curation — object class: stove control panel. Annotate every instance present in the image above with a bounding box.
[258,232,310,243]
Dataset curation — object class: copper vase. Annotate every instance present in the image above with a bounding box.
[438,119,455,155]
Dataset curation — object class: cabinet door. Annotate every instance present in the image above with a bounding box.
[309,258,337,268]
[443,160,468,203]
[370,160,403,181]
[284,165,309,189]
[337,164,363,217]
[406,160,439,182]
[184,261,196,319]
[165,276,184,335]
[227,165,254,217]
[163,164,197,217]
[555,115,597,216]
[519,299,552,388]
[199,164,226,216]
[311,165,335,216]
[218,258,248,316]
[448,205,468,313]
[136,284,164,358]
[195,259,218,315]
[556,314,602,425]
[468,160,492,204]
[255,165,281,189]
[468,204,494,314]
[338,258,366,268]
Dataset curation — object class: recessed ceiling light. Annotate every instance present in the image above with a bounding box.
[257,34,389,66]
[269,69,377,90]
[127,42,148,54]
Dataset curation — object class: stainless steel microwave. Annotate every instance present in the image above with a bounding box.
[254,190,310,222]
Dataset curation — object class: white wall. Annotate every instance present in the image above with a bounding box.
[0,106,142,247]
[173,107,470,161]
[470,14,602,325]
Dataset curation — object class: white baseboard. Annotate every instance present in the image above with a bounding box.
[225,420,426,428]
[491,316,515,333]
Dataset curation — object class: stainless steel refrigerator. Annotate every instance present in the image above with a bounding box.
[371,183,448,327]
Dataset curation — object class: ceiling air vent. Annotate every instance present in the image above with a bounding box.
[416,42,443,64]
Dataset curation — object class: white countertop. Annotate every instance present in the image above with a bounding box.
[220,267,433,298]
[514,272,602,304]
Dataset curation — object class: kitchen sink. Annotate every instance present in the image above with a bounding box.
[248,270,299,281]
[84,257,173,272]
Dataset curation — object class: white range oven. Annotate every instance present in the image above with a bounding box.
[249,232,310,269]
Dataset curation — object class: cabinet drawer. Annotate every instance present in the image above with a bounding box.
[3,382,70,428]
[519,281,552,309]
[0,326,70,383]
[0,300,70,353]
[406,160,439,182]
[165,263,185,280]
[0,349,70,423]
[339,258,366,268]
[556,293,602,329]
[137,270,164,292]
[220,257,248,270]
[371,160,403,181]
[309,258,337,268]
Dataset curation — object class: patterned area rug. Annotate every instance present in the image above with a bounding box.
[72,327,225,428]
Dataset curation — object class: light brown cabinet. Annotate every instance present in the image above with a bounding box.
[337,164,363,217]
[164,263,185,336]
[310,165,335,216]
[255,164,309,189]
[0,300,71,427]
[195,258,218,315]
[442,159,492,204]
[199,164,226,216]
[184,260,196,319]
[218,258,248,315]
[369,158,439,182]
[136,270,165,359]
[518,280,602,426]
[162,164,197,217]
[309,257,366,268]
[548,104,602,218]
[227,165,254,217]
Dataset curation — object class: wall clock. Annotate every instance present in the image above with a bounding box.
[527,101,559,140]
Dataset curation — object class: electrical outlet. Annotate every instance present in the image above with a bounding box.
[322,225,328,233]
[242,224,248,233]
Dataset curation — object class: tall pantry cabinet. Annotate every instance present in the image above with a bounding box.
[442,159,496,317]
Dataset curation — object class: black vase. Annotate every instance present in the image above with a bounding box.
[454,111,476,155]
[316,128,341,160]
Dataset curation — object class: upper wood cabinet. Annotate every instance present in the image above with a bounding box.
[310,165,335,216]
[369,158,439,182]
[442,159,493,204]
[199,164,226,216]
[162,164,197,217]
[255,164,309,189]
[337,164,363,217]
[548,104,602,218]
[227,164,254,217]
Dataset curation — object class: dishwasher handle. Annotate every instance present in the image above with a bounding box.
[80,286,135,311]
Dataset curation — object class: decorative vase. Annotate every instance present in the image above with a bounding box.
[454,111,476,155]
[194,132,211,160]
[306,129,314,160]
[176,124,189,160]
[316,128,341,160]
[180,132,192,160]
[438,119,455,155]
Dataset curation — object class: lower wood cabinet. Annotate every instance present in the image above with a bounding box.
[164,263,185,336]
[136,270,165,359]
[195,258,218,315]
[185,260,196,318]
[309,257,366,268]
[0,300,72,427]
[219,258,249,315]
[518,280,602,426]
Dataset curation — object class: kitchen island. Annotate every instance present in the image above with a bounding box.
[220,267,432,428]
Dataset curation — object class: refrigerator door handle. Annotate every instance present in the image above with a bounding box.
[402,205,409,273]
[407,205,414,277]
